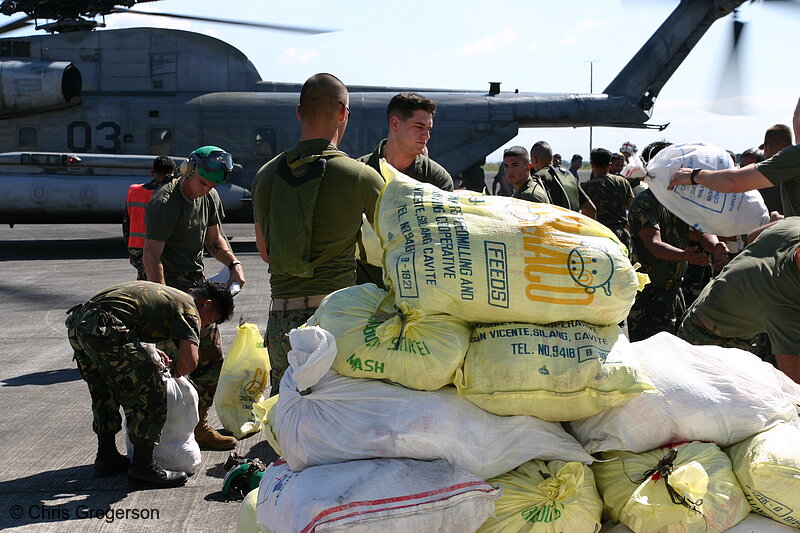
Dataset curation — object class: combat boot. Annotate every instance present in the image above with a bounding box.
[128,441,187,488]
[195,409,237,450]
[94,433,130,477]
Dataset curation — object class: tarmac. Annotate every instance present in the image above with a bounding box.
[0,223,272,532]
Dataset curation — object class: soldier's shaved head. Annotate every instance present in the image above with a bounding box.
[531,141,553,164]
[298,73,348,122]
[763,124,792,158]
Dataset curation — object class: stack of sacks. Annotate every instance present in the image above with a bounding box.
[568,332,800,454]
[604,513,800,533]
[726,423,800,529]
[592,442,750,533]
[306,282,471,390]
[646,141,769,236]
[256,458,500,533]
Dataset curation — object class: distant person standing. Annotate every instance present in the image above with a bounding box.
[122,156,175,280]
[143,145,245,451]
[502,146,548,203]
[552,153,563,168]
[609,152,625,176]
[531,141,596,218]
[568,154,583,179]
[581,147,634,249]
[253,73,384,397]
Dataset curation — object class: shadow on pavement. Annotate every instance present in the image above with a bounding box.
[1,368,81,387]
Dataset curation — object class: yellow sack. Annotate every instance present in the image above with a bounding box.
[455,321,653,421]
[479,460,603,533]
[592,442,750,533]
[307,283,471,390]
[214,323,270,439]
[252,394,281,457]
[726,423,800,528]
[236,489,264,533]
[375,167,646,326]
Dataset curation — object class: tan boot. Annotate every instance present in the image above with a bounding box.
[195,411,237,450]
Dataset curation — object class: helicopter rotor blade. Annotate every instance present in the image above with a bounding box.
[0,15,33,36]
[112,8,335,35]
[710,14,747,115]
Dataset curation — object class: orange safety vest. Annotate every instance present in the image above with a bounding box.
[126,183,156,248]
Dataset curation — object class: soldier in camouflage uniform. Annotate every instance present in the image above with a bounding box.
[627,188,728,341]
[581,148,635,250]
[65,281,234,487]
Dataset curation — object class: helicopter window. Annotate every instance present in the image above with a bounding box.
[0,40,30,58]
[149,128,173,156]
[254,128,276,159]
[18,128,38,151]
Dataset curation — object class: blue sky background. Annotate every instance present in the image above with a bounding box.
[5,0,799,162]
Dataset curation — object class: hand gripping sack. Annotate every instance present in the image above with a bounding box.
[592,442,750,533]
[274,326,594,479]
[375,167,646,326]
[567,332,800,454]
[307,283,471,390]
[256,458,499,533]
[726,423,800,528]
[478,460,603,533]
[214,323,270,438]
[645,142,769,236]
[125,371,202,474]
[455,322,653,421]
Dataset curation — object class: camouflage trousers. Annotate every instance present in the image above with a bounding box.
[610,225,632,255]
[626,284,685,342]
[265,307,317,397]
[160,270,223,416]
[128,247,147,281]
[66,304,167,444]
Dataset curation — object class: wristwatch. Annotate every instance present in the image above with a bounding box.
[690,168,702,185]
[227,260,242,270]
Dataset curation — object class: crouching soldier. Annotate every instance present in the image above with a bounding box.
[66,280,234,487]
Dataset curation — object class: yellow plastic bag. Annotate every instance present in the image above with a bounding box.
[726,423,800,529]
[479,460,603,533]
[214,323,270,438]
[375,167,647,326]
[455,321,653,421]
[236,489,264,533]
[592,442,750,533]
[252,394,281,457]
[307,283,471,390]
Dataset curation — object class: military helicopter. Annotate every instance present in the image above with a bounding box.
[0,0,755,225]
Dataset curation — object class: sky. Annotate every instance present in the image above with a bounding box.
[4,0,799,162]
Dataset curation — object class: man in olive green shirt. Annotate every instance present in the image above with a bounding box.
[581,147,635,249]
[253,73,384,397]
[677,218,800,384]
[502,146,548,203]
[531,141,597,218]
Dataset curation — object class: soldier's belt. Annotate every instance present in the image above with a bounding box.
[270,294,327,311]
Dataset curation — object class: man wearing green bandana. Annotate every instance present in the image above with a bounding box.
[143,145,244,450]
[252,73,384,397]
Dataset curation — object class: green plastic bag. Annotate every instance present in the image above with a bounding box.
[214,323,270,438]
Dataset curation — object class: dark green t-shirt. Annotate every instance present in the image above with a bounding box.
[581,173,633,230]
[629,189,690,288]
[252,139,384,298]
[145,179,222,274]
[90,281,201,345]
[532,165,589,212]
[358,139,454,192]
[513,177,549,203]
[691,218,800,354]
[756,145,800,216]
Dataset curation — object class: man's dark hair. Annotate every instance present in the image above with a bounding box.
[590,148,612,168]
[503,145,530,161]
[641,141,672,163]
[299,73,348,120]
[610,152,625,163]
[153,155,176,175]
[386,92,436,122]
[740,147,765,164]
[764,124,793,149]
[195,281,235,324]
[530,141,553,164]
[570,154,583,165]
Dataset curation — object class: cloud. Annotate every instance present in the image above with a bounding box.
[457,26,519,56]
[545,37,577,54]
[575,17,617,33]
[277,48,319,65]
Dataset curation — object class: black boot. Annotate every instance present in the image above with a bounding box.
[94,433,130,477]
[128,441,187,488]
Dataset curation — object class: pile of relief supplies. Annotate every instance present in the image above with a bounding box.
[237,161,800,533]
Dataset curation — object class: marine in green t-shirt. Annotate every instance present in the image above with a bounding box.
[502,146,549,203]
[677,218,800,383]
[529,141,596,218]
[755,145,800,216]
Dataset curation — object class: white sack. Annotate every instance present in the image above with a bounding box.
[568,332,800,454]
[256,458,500,533]
[275,327,594,479]
[646,141,769,236]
